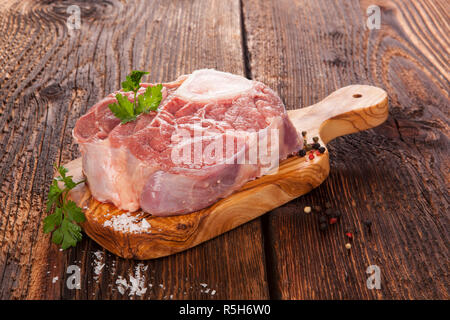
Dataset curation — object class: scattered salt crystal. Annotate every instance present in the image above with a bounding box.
[92,251,105,281]
[138,263,148,272]
[197,283,217,296]
[116,276,127,295]
[93,251,103,260]
[52,276,58,283]
[141,219,151,229]
[115,264,149,297]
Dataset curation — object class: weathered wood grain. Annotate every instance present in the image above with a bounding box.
[0,0,448,300]
[0,0,269,300]
[242,0,449,299]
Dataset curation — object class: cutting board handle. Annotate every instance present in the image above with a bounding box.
[288,85,389,144]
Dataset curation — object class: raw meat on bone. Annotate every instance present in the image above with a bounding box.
[73,69,301,216]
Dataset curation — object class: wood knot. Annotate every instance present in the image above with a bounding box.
[177,223,188,230]
[40,84,62,98]
[322,51,347,67]
[47,1,116,20]
[328,30,343,39]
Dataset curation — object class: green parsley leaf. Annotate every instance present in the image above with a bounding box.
[44,165,86,250]
[108,70,163,123]
[108,93,137,124]
[136,84,163,114]
[61,218,82,250]
[46,179,63,211]
[52,228,63,245]
[121,70,149,92]
[65,200,86,223]
[54,165,78,189]
[43,207,63,233]
[58,165,68,176]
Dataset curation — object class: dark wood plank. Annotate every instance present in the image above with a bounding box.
[0,0,269,299]
[242,0,449,299]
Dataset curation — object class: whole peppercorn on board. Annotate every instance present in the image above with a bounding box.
[62,84,388,259]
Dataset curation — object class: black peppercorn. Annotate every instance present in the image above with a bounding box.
[313,136,319,143]
[318,147,326,153]
[298,149,306,157]
[312,143,321,149]
[302,131,307,137]
[319,223,328,231]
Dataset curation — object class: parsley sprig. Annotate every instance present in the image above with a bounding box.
[108,70,163,123]
[43,165,86,250]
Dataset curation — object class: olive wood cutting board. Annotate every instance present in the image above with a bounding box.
[62,84,388,259]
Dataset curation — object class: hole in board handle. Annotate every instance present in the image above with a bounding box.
[353,94,362,98]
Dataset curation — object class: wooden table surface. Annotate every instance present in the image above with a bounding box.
[0,0,448,300]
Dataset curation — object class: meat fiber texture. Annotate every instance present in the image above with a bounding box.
[73,69,301,216]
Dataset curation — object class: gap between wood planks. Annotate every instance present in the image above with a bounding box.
[239,0,278,300]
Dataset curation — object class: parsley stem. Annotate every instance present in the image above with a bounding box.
[62,179,85,208]
[44,166,86,249]
[74,180,86,186]
[133,90,137,114]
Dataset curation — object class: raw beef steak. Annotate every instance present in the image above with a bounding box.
[73,69,301,216]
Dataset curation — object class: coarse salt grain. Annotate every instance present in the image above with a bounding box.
[103,212,151,234]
